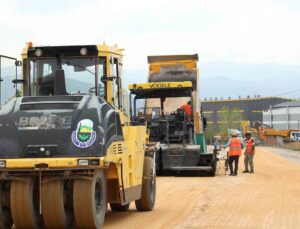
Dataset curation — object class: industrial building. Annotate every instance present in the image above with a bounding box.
[263,101,300,130]
[201,96,291,129]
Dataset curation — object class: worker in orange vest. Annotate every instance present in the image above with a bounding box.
[243,132,255,173]
[181,101,192,121]
[223,130,245,176]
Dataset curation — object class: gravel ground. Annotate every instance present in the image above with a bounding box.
[260,146,300,164]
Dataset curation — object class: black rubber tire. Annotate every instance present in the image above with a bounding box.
[155,149,163,176]
[110,203,130,212]
[0,181,12,229]
[135,157,156,211]
[73,170,106,229]
[208,157,217,177]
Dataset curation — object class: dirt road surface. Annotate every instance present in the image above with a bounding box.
[104,147,300,229]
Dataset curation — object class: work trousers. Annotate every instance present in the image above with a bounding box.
[244,154,254,172]
[228,155,240,175]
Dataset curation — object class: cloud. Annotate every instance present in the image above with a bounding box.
[0,0,300,71]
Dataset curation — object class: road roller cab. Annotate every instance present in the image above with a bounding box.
[0,43,156,229]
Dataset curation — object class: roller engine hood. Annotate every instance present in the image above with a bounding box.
[0,95,123,159]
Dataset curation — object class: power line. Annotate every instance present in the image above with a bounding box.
[274,88,300,97]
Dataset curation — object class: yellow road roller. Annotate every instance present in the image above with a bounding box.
[0,43,156,229]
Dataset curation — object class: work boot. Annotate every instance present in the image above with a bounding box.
[242,170,249,173]
[229,173,234,176]
[250,170,254,173]
[234,172,238,176]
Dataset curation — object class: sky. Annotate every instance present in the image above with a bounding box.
[1,0,300,97]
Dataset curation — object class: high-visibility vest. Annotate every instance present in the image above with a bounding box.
[245,139,255,155]
[229,138,242,156]
[181,104,192,116]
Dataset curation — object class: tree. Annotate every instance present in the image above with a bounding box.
[218,106,244,140]
[16,89,22,97]
[204,125,218,145]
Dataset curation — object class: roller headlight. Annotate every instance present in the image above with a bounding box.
[80,47,88,56]
[0,160,6,168]
[35,49,43,57]
[77,159,100,166]
[90,159,100,166]
[78,159,89,166]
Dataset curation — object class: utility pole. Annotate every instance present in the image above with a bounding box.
[269,105,273,128]
[287,106,290,130]
[0,55,20,109]
[0,57,2,109]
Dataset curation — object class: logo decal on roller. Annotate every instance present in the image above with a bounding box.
[72,119,96,148]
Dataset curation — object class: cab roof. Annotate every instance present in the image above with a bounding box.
[147,54,198,63]
[22,43,123,58]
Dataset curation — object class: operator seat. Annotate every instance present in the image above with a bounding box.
[38,76,55,96]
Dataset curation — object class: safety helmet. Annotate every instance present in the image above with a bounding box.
[231,130,238,136]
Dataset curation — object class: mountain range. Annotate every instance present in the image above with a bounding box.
[1,62,299,106]
[123,62,300,100]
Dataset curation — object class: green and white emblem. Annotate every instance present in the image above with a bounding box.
[72,119,96,148]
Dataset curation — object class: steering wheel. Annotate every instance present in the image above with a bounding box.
[88,87,96,94]
[88,86,105,97]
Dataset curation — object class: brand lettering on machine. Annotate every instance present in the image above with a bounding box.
[149,83,171,88]
[18,115,72,130]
